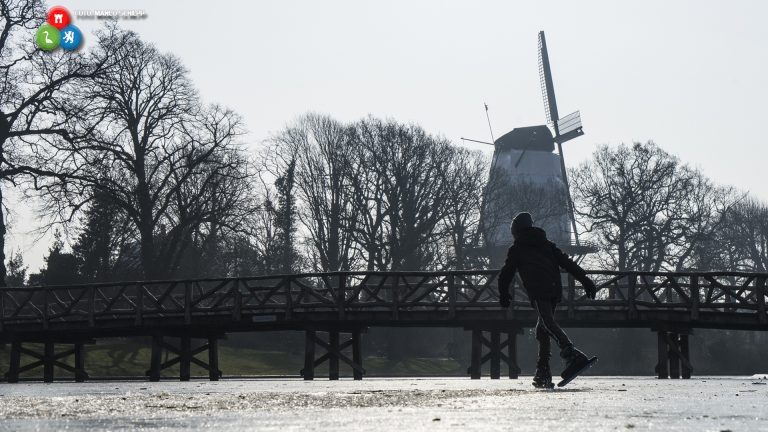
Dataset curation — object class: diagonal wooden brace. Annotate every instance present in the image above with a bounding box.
[5,341,90,383]
[301,329,366,380]
[146,335,223,381]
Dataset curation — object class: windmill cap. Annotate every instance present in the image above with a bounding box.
[494,126,554,152]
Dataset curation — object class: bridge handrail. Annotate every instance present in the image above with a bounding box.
[0,270,765,331]
[2,269,767,292]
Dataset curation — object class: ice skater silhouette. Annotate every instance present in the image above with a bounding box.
[497,212,599,388]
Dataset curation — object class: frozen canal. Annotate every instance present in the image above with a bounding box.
[0,377,766,431]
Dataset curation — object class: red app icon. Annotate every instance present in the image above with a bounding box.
[47,6,71,30]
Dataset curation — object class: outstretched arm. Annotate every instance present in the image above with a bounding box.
[497,248,517,307]
[552,244,597,299]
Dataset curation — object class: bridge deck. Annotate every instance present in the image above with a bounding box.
[1,270,765,382]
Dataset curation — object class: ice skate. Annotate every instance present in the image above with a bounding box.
[532,362,555,389]
[557,345,598,387]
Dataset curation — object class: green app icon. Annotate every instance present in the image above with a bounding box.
[36,24,60,51]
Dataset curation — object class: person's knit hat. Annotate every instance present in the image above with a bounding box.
[510,212,534,234]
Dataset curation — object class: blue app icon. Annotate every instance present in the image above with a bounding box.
[59,24,82,51]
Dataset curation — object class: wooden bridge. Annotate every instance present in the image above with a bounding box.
[0,270,766,382]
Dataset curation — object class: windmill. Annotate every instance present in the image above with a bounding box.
[537,30,583,248]
[474,31,596,267]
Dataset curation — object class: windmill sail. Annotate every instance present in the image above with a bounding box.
[537,31,584,247]
[538,31,559,132]
[555,111,584,143]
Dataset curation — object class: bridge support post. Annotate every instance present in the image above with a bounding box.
[668,333,681,379]
[7,341,21,383]
[301,328,366,380]
[146,334,223,382]
[74,343,87,382]
[469,329,482,379]
[467,327,522,379]
[4,340,91,383]
[656,331,669,379]
[303,330,316,380]
[179,336,191,382]
[329,331,340,380]
[654,329,693,379]
[149,335,162,382]
[43,342,54,383]
[352,331,363,380]
[680,334,691,379]
[507,330,521,379]
[490,331,501,379]
[208,336,220,381]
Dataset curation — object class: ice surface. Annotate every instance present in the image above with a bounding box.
[0,377,766,431]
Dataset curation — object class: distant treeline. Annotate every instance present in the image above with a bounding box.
[571,142,767,273]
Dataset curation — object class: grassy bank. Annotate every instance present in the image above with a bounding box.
[0,339,465,380]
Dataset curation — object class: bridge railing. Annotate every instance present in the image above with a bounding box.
[0,271,765,329]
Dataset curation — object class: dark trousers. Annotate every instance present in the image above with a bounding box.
[533,299,573,365]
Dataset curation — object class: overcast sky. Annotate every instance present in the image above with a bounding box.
[8,0,768,271]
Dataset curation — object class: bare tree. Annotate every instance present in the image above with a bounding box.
[242,182,290,275]
[0,0,110,284]
[154,106,255,277]
[38,27,247,279]
[440,147,487,269]
[348,118,391,270]
[350,117,457,271]
[571,142,697,271]
[712,199,768,272]
[264,114,490,273]
[270,114,360,271]
[668,170,738,271]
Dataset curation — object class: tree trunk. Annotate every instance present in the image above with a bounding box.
[0,116,9,287]
[139,224,157,280]
[618,230,627,271]
[134,142,157,280]
[0,185,6,287]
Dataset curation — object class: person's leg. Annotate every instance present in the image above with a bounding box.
[533,314,554,387]
[535,316,551,363]
[532,299,573,350]
[534,300,588,379]
[534,299,593,382]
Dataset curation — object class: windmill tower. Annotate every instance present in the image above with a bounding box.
[480,31,596,266]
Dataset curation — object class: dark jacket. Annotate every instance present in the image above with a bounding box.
[497,227,589,303]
